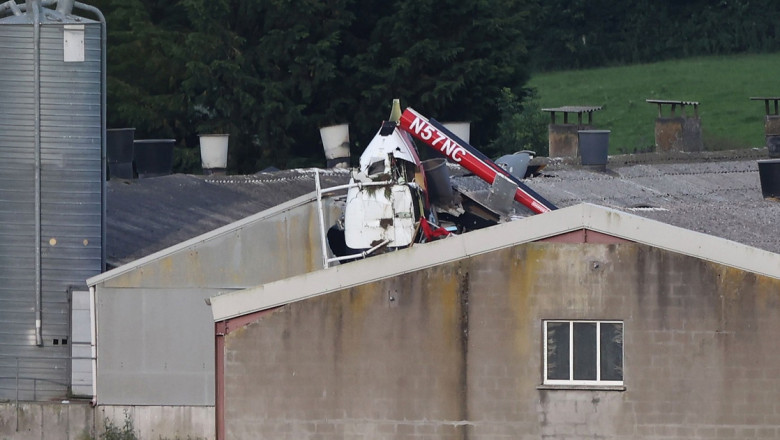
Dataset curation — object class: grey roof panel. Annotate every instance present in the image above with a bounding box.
[105,150,780,269]
[106,169,351,267]
[525,156,779,254]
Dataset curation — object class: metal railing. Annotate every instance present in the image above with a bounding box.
[0,354,81,402]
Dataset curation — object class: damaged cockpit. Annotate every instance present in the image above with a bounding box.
[316,100,557,267]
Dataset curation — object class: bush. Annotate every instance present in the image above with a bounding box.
[100,413,138,440]
[487,88,549,158]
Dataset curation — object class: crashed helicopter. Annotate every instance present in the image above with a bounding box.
[317,101,557,267]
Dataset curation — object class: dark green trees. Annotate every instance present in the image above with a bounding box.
[529,0,780,71]
[341,0,533,151]
[88,0,780,172]
[94,0,535,172]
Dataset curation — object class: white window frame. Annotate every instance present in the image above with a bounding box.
[543,320,623,386]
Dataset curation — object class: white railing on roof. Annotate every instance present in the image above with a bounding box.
[314,169,390,269]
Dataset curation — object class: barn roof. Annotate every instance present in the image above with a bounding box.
[459,148,780,254]
[208,202,780,322]
[105,168,350,268]
[102,148,779,280]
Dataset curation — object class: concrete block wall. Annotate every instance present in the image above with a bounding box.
[94,198,344,407]
[465,244,636,440]
[0,403,94,440]
[97,405,214,439]
[224,264,469,439]
[654,117,703,152]
[466,243,780,439]
[222,241,780,439]
[0,403,214,440]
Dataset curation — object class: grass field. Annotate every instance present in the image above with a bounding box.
[527,53,780,154]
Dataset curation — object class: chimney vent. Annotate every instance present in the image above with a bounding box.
[199,134,229,175]
[758,159,780,200]
[107,128,135,179]
[133,139,175,178]
[320,124,350,169]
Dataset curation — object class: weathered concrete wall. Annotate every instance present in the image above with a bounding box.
[548,124,580,157]
[0,403,214,440]
[98,405,214,439]
[0,403,94,440]
[101,199,342,289]
[654,117,703,152]
[94,198,342,406]
[223,241,780,439]
[764,115,780,136]
[463,243,780,439]
[97,287,217,406]
[224,264,467,439]
[765,116,780,157]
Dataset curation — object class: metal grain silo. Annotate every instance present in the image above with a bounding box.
[0,0,105,401]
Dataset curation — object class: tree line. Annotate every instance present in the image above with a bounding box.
[87,0,780,173]
[529,0,780,71]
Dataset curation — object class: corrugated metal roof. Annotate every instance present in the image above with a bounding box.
[106,168,350,267]
[105,149,780,269]
[455,148,780,255]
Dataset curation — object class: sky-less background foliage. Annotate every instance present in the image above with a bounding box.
[86,0,780,172]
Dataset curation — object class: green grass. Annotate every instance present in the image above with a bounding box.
[527,53,780,154]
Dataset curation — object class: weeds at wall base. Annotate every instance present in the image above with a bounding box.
[94,412,205,440]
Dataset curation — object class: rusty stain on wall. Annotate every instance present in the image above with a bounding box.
[220,240,780,439]
[548,124,580,157]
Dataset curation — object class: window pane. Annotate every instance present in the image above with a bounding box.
[573,322,597,380]
[600,323,623,381]
[546,322,570,380]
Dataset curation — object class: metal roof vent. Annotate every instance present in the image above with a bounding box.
[320,123,350,169]
[199,134,229,175]
[758,159,780,200]
[107,128,135,179]
[579,129,610,171]
[133,139,175,178]
[626,204,668,212]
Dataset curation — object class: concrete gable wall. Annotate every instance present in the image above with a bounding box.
[101,199,342,289]
[222,241,780,439]
[95,198,342,406]
[224,261,468,437]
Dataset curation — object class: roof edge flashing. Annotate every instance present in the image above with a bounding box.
[210,203,780,322]
[88,190,325,286]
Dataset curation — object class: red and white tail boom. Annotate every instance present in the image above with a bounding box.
[399,107,556,214]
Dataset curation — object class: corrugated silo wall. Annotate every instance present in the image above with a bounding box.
[0,20,103,401]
